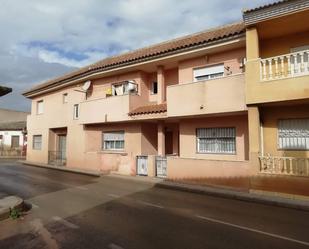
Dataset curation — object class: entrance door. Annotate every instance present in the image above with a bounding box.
[58,135,67,166]
[137,156,148,176]
[165,131,173,155]
[156,156,167,178]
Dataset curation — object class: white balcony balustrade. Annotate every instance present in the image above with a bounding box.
[260,49,309,81]
[259,155,309,177]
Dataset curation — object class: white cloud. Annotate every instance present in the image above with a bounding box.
[0,0,274,111]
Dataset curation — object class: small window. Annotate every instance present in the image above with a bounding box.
[197,127,236,154]
[37,100,44,114]
[63,93,68,103]
[151,81,158,94]
[102,131,125,150]
[193,64,224,82]
[11,136,20,148]
[278,119,309,150]
[73,104,79,119]
[112,81,138,96]
[33,135,42,150]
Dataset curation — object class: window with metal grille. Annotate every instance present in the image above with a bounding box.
[33,135,42,150]
[102,131,125,150]
[278,119,309,150]
[197,127,236,154]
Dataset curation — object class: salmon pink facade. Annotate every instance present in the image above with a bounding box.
[23,0,309,193]
[24,21,250,180]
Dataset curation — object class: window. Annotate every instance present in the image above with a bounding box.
[11,136,20,148]
[73,104,79,119]
[63,93,68,103]
[151,81,158,94]
[37,100,44,114]
[103,131,125,150]
[278,119,309,150]
[33,135,42,150]
[112,81,138,96]
[197,127,236,154]
[193,64,224,82]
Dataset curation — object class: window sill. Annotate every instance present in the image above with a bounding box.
[99,150,127,156]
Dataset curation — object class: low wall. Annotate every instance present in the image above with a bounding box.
[167,157,250,179]
[83,151,136,176]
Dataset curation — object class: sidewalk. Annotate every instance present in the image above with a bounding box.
[108,174,309,212]
[0,196,24,221]
[16,163,309,212]
[20,160,102,177]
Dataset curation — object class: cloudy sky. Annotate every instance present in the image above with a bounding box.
[0,0,273,112]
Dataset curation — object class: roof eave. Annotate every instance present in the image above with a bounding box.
[0,86,12,97]
[243,0,309,26]
[23,33,245,98]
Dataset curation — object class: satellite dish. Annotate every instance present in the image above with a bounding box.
[82,80,91,91]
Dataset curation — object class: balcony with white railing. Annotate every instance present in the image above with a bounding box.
[259,155,309,177]
[260,49,309,81]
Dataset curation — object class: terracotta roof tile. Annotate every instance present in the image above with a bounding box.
[24,22,245,96]
[243,0,289,13]
[129,103,167,116]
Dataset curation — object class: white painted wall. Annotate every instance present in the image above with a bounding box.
[0,130,24,149]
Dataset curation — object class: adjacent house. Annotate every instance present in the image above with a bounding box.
[22,0,309,193]
[243,0,309,176]
[0,109,29,157]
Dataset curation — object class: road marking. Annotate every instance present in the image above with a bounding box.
[138,200,164,209]
[196,215,309,247]
[108,193,120,198]
[31,203,39,209]
[52,216,79,229]
[76,186,88,190]
[108,243,124,249]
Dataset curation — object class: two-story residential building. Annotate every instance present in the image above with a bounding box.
[23,0,309,193]
[244,0,309,181]
[23,22,250,181]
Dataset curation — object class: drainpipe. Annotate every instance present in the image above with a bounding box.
[260,121,264,157]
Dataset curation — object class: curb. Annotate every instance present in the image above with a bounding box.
[0,196,24,221]
[155,181,309,212]
[20,160,102,177]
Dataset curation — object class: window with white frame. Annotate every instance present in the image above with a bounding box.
[151,81,158,94]
[33,135,42,150]
[37,100,44,114]
[63,93,68,103]
[102,131,125,150]
[278,119,309,150]
[73,104,79,119]
[197,127,236,154]
[193,64,224,82]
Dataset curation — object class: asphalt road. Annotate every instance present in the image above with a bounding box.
[0,160,309,249]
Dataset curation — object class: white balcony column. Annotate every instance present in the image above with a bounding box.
[157,65,165,104]
[157,121,165,156]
